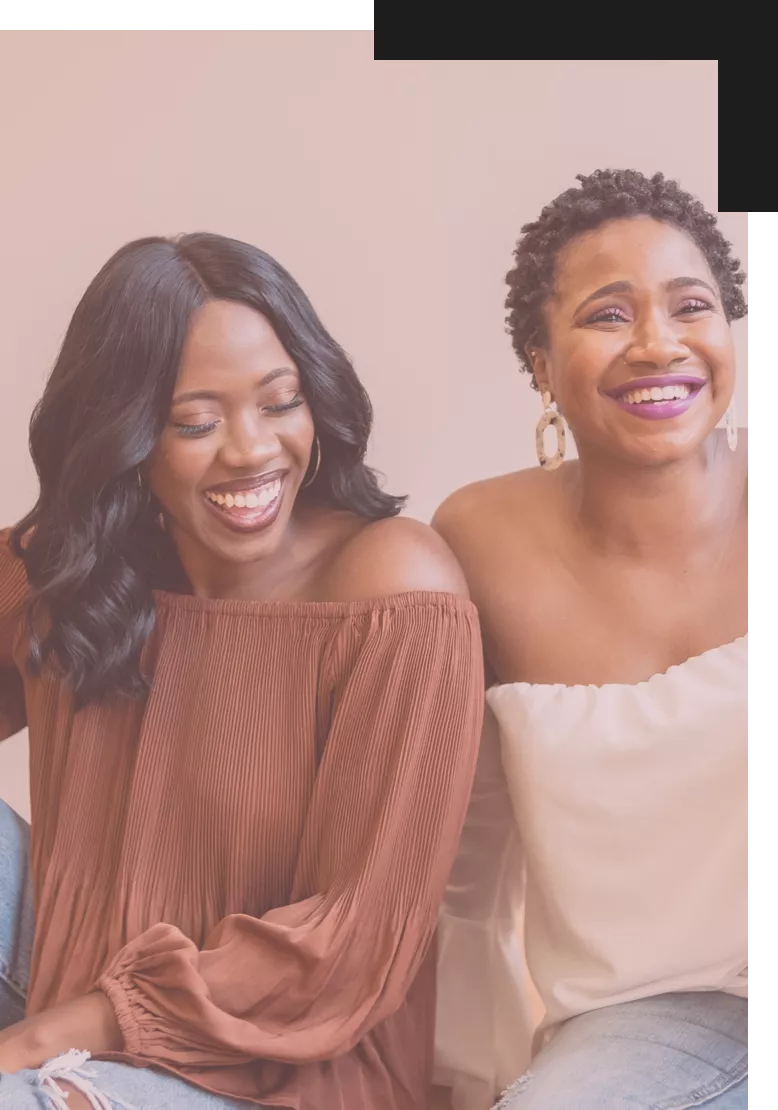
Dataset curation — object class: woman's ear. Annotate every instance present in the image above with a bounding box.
[525,343,552,399]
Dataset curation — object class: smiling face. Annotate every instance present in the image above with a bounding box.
[147,299,316,568]
[530,216,736,466]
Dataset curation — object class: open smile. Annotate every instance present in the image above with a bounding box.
[202,471,286,533]
[604,374,707,421]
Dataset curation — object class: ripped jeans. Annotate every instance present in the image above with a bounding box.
[0,799,263,1110]
[494,990,747,1110]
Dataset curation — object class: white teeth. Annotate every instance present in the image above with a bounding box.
[622,384,692,405]
[258,482,279,506]
[206,478,282,510]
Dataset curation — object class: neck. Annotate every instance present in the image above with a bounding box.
[569,431,743,564]
[170,509,318,601]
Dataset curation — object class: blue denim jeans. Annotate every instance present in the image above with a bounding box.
[494,989,747,1109]
[0,799,263,1109]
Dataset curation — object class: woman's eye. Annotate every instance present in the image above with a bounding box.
[173,420,220,438]
[586,307,629,324]
[677,298,713,315]
[264,392,305,415]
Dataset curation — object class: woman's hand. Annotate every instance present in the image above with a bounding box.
[0,991,122,1074]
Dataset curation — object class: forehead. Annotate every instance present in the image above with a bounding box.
[553,216,716,302]
[180,300,289,375]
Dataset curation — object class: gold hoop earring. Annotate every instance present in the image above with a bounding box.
[725,399,738,453]
[535,392,566,470]
[301,434,321,489]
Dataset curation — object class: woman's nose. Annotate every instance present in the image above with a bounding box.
[625,311,691,370]
[218,414,283,472]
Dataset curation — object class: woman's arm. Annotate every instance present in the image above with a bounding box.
[0,993,122,1073]
[51,519,483,1070]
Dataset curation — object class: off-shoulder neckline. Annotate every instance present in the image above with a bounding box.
[488,634,747,696]
[152,587,477,619]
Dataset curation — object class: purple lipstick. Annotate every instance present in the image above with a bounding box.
[604,374,707,421]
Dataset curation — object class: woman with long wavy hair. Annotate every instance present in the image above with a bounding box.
[0,233,483,1110]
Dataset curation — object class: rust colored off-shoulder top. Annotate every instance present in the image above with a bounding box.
[0,530,483,1109]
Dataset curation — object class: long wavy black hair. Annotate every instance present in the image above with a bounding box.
[11,233,406,707]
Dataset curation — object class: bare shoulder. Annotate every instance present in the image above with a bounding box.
[323,515,470,602]
[433,466,562,554]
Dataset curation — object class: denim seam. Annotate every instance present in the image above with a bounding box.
[649,1054,748,1110]
[589,1028,747,1071]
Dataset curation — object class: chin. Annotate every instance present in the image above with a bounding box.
[618,425,715,466]
[207,527,286,565]
[169,514,284,572]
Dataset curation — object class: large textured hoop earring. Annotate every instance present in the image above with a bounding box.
[725,399,738,453]
[301,434,321,489]
[535,392,566,470]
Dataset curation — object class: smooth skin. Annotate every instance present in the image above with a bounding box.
[0,300,467,1107]
[434,217,746,690]
[429,214,746,1110]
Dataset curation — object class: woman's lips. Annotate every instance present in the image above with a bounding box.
[604,375,707,421]
[203,475,285,533]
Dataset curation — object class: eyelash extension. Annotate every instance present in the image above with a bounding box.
[174,420,220,437]
[173,394,305,437]
[265,392,305,414]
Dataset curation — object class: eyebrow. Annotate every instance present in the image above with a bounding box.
[171,367,296,406]
[573,276,719,315]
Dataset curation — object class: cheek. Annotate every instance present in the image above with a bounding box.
[283,408,316,455]
[549,336,616,408]
[147,437,213,507]
[702,327,736,381]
